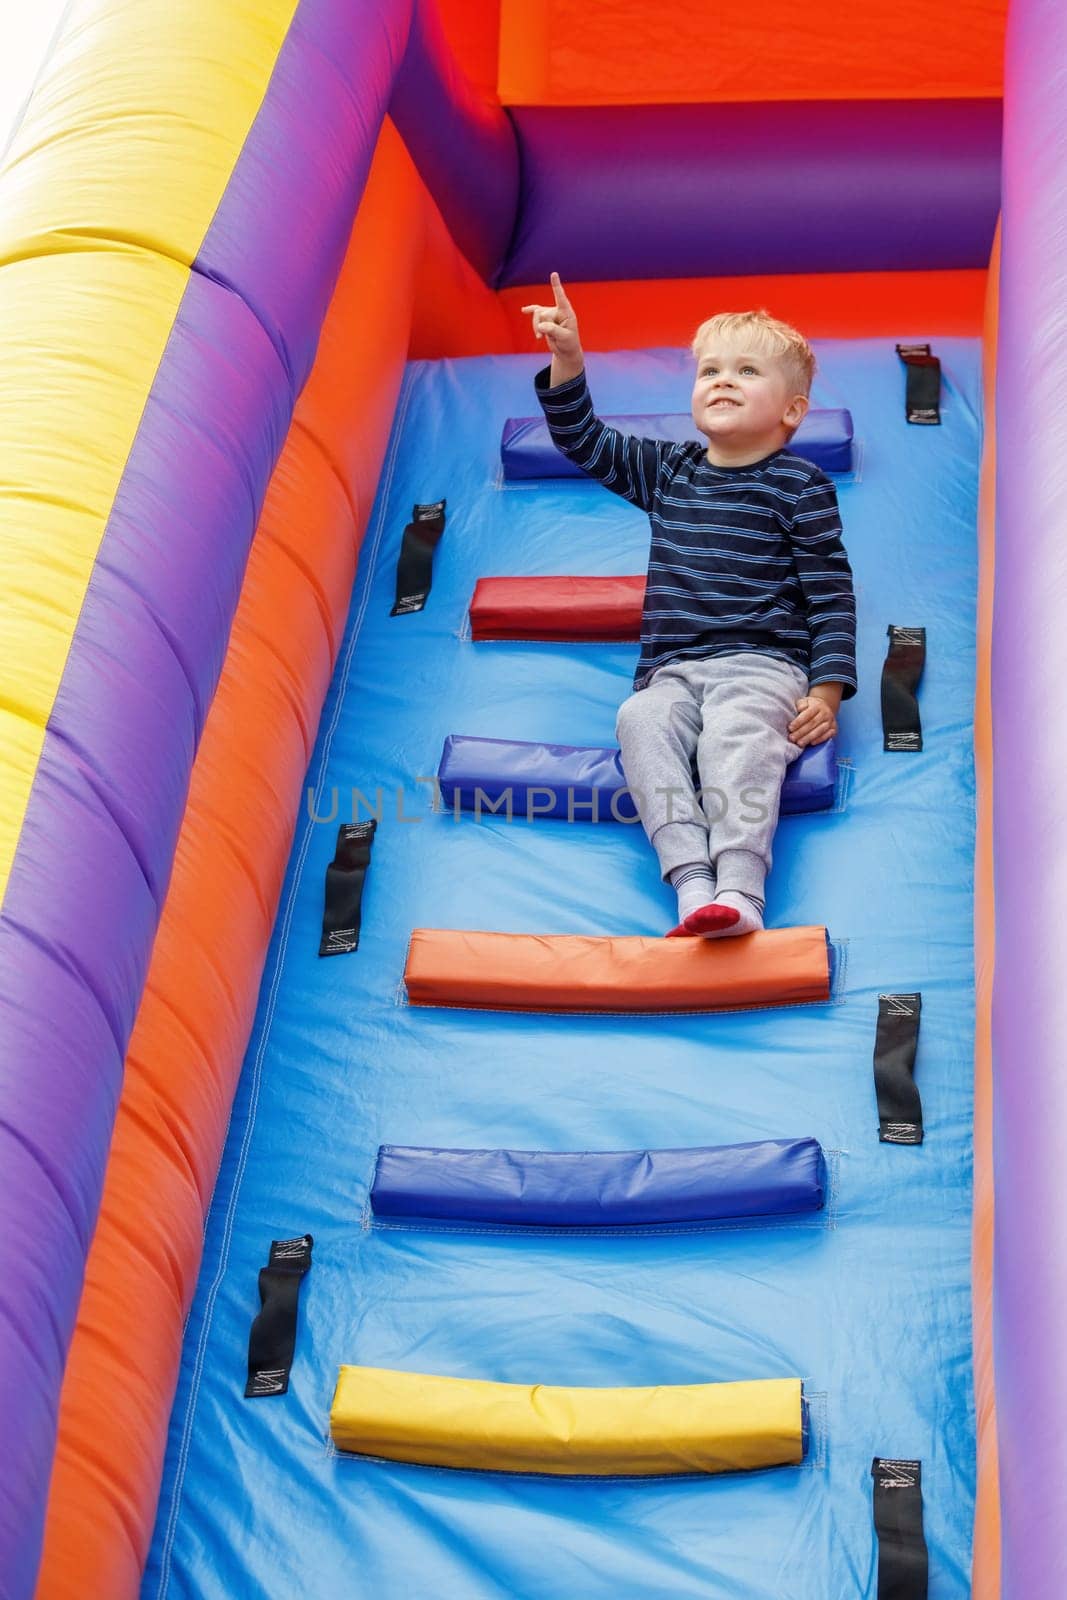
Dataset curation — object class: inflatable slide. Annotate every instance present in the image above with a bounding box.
[0,0,1059,1594]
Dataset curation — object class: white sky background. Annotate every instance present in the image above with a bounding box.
[1,4,71,155]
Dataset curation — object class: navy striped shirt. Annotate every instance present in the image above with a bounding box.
[535,366,858,696]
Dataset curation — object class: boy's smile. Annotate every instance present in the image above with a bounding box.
[691,335,808,466]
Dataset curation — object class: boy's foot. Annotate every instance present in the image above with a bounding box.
[667,862,717,928]
[665,901,740,938]
[699,891,765,938]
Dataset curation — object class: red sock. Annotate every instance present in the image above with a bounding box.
[665,902,741,938]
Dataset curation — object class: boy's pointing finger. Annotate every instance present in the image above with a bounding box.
[550,271,572,310]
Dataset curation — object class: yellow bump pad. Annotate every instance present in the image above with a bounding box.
[331,1366,803,1476]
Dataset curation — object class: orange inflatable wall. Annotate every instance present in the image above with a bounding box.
[970,220,1001,1600]
[499,0,1008,104]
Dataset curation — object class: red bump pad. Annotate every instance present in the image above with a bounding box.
[469,575,645,641]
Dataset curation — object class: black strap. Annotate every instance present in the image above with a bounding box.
[881,625,925,752]
[245,1233,313,1397]
[391,499,446,615]
[319,820,376,957]
[874,993,923,1144]
[895,343,941,425]
[872,1458,928,1598]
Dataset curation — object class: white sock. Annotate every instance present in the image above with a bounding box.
[705,889,764,938]
[668,862,716,922]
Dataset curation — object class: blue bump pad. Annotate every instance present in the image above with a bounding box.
[438,733,837,819]
[371,1138,827,1227]
[501,408,854,479]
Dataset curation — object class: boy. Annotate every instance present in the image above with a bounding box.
[522,274,857,938]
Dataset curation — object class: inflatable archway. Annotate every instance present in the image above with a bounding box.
[0,0,1059,1594]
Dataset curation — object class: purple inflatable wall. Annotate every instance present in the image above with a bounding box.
[993,0,1067,1594]
[501,101,1002,285]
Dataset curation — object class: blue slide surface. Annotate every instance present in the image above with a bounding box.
[146,341,980,1598]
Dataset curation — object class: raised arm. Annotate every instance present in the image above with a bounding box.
[523,273,669,512]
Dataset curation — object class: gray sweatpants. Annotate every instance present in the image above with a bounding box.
[615,652,809,901]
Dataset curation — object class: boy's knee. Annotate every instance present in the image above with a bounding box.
[615,691,645,742]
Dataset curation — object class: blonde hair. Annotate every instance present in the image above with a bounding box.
[691,309,816,400]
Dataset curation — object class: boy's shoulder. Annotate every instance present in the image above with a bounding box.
[774,449,833,488]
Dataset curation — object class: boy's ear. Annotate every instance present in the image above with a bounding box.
[783,393,809,427]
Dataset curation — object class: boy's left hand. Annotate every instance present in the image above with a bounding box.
[790,686,841,747]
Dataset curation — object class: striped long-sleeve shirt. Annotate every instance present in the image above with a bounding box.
[535,366,858,696]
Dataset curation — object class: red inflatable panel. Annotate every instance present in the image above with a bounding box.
[470,574,645,641]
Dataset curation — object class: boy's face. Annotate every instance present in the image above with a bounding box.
[691,334,809,452]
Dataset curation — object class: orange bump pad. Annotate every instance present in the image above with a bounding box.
[404,926,830,1013]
